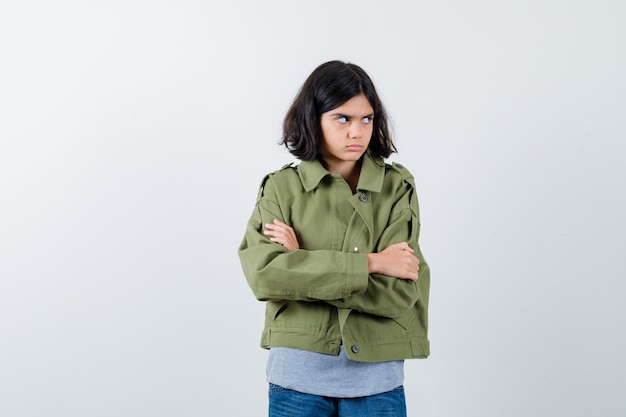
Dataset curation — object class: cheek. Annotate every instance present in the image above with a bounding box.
[321,124,341,141]
[320,128,331,146]
[320,121,333,140]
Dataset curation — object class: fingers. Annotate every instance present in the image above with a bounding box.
[264,219,300,252]
[389,241,414,254]
[263,220,288,240]
[264,220,292,238]
[400,257,420,282]
[376,242,420,281]
[392,251,419,281]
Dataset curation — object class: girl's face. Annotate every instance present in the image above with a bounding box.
[319,93,374,167]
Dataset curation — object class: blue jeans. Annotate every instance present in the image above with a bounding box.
[268,383,407,417]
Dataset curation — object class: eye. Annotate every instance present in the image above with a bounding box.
[363,116,373,124]
[337,116,348,124]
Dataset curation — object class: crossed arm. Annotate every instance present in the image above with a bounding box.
[264,219,419,282]
[238,174,426,318]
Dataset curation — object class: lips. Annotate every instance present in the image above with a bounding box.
[346,145,363,151]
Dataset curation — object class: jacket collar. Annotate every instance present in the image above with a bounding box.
[297,149,385,193]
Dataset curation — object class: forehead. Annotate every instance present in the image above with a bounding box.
[325,93,374,115]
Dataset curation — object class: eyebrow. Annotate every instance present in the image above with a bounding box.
[331,112,375,119]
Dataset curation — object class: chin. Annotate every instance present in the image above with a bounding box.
[348,150,367,159]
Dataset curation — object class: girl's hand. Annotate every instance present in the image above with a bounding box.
[367,242,420,282]
[264,219,300,252]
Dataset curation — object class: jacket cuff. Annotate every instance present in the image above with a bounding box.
[345,253,369,296]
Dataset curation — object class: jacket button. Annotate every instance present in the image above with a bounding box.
[351,345,360,353]
[359,194,368,202]
[353,246,359,252]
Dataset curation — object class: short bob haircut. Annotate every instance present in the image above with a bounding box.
[281,60,396,161]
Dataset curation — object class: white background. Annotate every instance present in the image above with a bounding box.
[1,1,625,416]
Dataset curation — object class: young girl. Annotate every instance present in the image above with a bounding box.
[238,60,430,417]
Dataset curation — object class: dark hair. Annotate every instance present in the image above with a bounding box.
[281,60,396,161]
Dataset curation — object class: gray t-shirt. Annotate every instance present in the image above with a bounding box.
[266,346,404,398]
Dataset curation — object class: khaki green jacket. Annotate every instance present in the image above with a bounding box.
[238,151,430,362]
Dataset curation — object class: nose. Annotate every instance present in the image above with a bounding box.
[348,121,363,138]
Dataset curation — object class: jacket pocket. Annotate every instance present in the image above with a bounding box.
[391,308,415,331]
[266,300,288,320]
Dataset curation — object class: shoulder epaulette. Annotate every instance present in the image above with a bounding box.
[391,161,414,182]
[256,163,294,201]
[256,173,271,202]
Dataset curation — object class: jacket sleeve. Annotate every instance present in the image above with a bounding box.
[238,175,370,302]
[326,175,430,318]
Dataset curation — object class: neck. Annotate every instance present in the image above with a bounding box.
[322,158,362,193]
